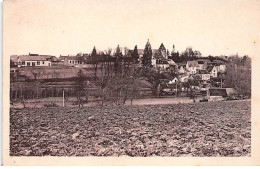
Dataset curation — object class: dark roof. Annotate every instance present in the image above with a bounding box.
[179,61,187,66]
[192,74,201,80]
[198,61,204,64]
[206,65,215,72]
[209,88,227,97]
[208,62,219,66]
[198,69,209,74]
[59,56,69,61]
[213,59,226,64]
[159,43,166,51]
[65,56,85,60]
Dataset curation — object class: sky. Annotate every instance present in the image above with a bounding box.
[3,0,260,58]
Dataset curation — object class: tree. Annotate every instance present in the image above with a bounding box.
[114,45,123,75]
[114,45,123,58]
[131,45,139,63]
[101,65,141,106]
[171,50,180,63]
[224,58,251,96]
[91,46,97,57]
[75,69,85,107]
[142,39,152,68]
[90,46,99,79]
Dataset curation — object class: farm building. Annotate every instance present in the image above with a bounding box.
[11,53,57,67]
[207,88,237,102]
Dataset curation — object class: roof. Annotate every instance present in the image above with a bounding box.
[10,55,19,62]
[197,69,209,74]
[208,62,219,66]
[63,56,86,61]
[159,43,166,51]
[167,60,177,65]
[207,65,215,72]
[197,61,204,64]
[137,49,144,55]
[187,60,198,67]
[213,59,226,64]
[190,74,201,80]
[18,55,50,61]
[179,61,187,66]
[208,88,236,96]
[59,56,68,61]
[226,88,237,96]
[49,56,58,62]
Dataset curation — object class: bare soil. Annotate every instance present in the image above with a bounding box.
[10,100,251,157]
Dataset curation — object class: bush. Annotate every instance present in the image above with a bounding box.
[43,102,59,107]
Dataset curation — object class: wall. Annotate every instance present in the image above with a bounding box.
[20,60,52,67]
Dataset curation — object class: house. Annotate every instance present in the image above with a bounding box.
[168,77,178,84]
[208,60,227,73]
[10,55,20,67]
[196,59,211,70]
[207,65,218,78]
[166,59,178,72]
[186,61,198,74]
[197,69,210,81]
[179,75,189,83]
[207,88,237,102]
[197,60,205,70]
[178,65,186,74]
[133,43,169,69]
[154,59,169,71]
[218,64,227,73]
[17,54,53,67]
[62,55,87,66]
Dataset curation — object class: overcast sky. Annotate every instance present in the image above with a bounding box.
[4,0,260,57]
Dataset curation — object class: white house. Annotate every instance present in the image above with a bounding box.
[186,61,198,74]
[168,77,178,84]
[17,55,52,67]
[197,60,205,70]
[218,64,227,73]
[207,66,218,78]
[154,59,170,70]
[197,69,210,81]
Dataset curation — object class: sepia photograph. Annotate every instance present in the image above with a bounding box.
[2,0,260,165]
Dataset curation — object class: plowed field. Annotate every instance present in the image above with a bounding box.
[10,100,251,157]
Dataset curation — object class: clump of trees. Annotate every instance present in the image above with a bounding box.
[224,55,251,96]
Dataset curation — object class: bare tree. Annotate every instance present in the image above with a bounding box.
[75,69,85,107]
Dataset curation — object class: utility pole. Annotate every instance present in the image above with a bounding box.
[175,82,178,98]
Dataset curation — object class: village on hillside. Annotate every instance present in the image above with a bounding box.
[8,40,252,157]
[10,40,251,107]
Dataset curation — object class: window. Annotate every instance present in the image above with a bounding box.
[42,61,45,64]
[27,62,31,66]
[22,61,25,65]
[37,61,40,65]
[32,62,35,66]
